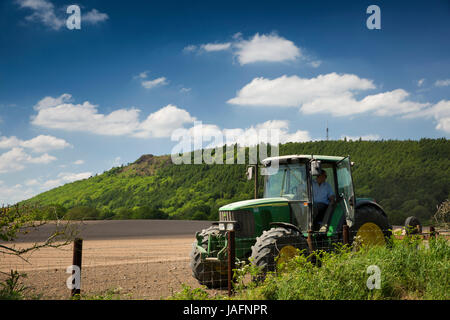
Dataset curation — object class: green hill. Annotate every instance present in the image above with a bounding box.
[23,139,449,225]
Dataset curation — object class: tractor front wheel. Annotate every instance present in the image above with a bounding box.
[250,227,309,277]
[190,226,228,289]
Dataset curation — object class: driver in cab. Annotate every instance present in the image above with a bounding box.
[312,169,335,227]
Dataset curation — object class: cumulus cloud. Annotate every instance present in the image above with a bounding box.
[184,32,314,65]
[0,180,36,205]
[82,8,109,24]
[32,98,141,136]
[134,105,197,138]
[404,100,450,133]
[31,94,196,138]
[0,147,56,173]
[227,73,433,118]
[42,172,92,190]
[233,33,301,65]
[0,135,71,153]
[228,73,375,109]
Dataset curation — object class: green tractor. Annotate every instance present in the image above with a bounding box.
[190,155,392,288]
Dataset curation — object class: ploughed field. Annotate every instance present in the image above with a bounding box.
[0,220,215,299]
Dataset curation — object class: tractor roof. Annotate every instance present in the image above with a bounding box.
[262,154,346,165]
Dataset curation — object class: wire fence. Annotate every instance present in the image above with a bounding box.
[0,238,195,300]
[1,225,448,299]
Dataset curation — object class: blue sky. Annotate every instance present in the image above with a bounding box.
[0,0,449,204]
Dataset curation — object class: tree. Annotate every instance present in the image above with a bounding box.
[0,204,79,299]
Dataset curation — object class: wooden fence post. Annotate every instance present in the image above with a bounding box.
[228,230,235,297]
[71,238,83,297]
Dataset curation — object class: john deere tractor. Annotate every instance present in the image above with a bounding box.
[190,155,392,288]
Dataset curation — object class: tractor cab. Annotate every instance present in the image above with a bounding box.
[261,155,355,235]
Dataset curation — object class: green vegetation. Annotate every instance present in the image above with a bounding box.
[22,139,449,225]
[171,236,450,300]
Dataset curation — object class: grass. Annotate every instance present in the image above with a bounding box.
[171,236,449,300]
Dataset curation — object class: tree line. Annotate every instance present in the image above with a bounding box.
[21,138,449,225]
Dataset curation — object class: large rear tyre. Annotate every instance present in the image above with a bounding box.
[404,216,422,235]
[250,227,309,277]
[350,205,392,247]
[190,226,228,289]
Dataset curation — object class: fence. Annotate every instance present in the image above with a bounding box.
[0,236,196,300]
[0,224,448,299]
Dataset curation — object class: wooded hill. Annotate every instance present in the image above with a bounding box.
[22,139,449,225]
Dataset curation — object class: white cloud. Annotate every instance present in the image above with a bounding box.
[16,0,108,30]
[0,147,56,173]
[301,89,429,117]
[228,73,431,118]
[34,93,72,110]
[228,73,375,108]
[180,87,191,93]
[417,78,425,87]
[82,9,109,24]
[404,100,450,133]
[341,134,381,141]
[42,172,92,190]
[0,180,36,205]
[184,32,318,66]
[141,77,168,89]
[434,79,450,87]
[0,136,22,149]
[233,33,301,65]
[32,96,142,136]
[73,159,84,165]
[201,42,231,52]
[20,135,71,153]
[32,94,196,138]
[17,0,64,30]
[134,104,197,138]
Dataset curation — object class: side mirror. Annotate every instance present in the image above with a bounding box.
[310,160,322,176]
[246,166,254,180]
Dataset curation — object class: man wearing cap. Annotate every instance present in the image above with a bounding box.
[312,169,335,229]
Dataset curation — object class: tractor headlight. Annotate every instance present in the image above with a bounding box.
[218,221,236,232]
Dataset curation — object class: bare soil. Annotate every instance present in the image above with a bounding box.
[0,220,224,300]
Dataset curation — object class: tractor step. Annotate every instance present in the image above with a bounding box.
[205,257,220,262]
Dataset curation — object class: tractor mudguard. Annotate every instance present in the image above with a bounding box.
[269,222,302,234]
[355,200,387,218]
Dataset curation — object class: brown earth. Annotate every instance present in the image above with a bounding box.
[0,220,226,300]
